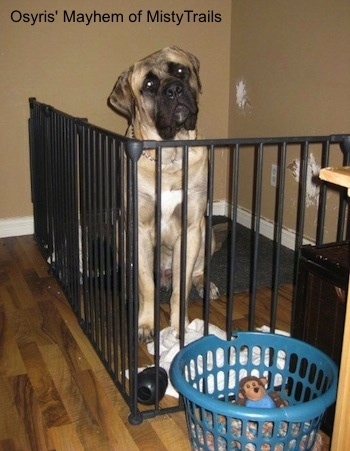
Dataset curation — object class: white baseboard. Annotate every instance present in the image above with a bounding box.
[0,205,313,250]
[212,200,314,250]
[0,216,34,238]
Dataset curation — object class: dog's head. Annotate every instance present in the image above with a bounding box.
[108,46,202,140]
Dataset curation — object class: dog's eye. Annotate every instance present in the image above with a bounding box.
[176,67,184,76]
[168,63,189,80]
[142,73,159,93]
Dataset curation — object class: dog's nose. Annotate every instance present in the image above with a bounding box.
[164,82,183,99]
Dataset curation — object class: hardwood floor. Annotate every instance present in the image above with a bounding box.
[0,235,330,450]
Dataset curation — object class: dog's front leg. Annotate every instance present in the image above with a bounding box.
[170,225,201,334]
[138,228,155,343]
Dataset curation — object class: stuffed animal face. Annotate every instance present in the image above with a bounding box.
[239,376,268,402]
[238,375,287,408]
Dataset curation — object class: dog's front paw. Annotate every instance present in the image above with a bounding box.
[208,282,220,300]
[193,274,220,300]
[195,280,220,300]
[138,324,154,343]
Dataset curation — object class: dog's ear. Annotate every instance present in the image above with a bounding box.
[186,51,202,94]
[108,68,134,122]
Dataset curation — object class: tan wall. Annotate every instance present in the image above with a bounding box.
[228,0,350,240]
[2,0,350,236]
[0,0,232,219]
[229,0,350,138]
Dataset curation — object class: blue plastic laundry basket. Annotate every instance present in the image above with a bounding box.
[170,332,337,451]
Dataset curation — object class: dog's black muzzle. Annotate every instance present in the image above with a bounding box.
[164,81,184,100]
[156,80,198,139]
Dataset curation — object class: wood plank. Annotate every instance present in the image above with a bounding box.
[320,166,350,193]
[150,415,191,451]
[40,344,112,450]
[48,424,84,451]
[0,375,31,451]
[0,300,27,376]
[6,265,37,309]
[11,374,52,450]
[16,341,70,428]
[20,235,51,279]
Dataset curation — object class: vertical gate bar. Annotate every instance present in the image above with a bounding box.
[100,134,106,361]
[65,116,74,311]
[104,136,111,369]
[46,107,55,264]
[316,139,330,245]
[104,136,112,368]
[84,125,91,336]
[57,113,63,280]
[63,116,69,289]
[110,137,118,375]
[153,144,162,412]
[99,133,107,363]
[66,117,71,293]
[78,121,88,331]
[179,145,189,347]
[53,111,60,278]
[86,126,94,337]
[93,129,101,348]
[88,127,95,342]
[295,142,309,252]
[291,141,309,325]
[108,137,114,369]
[49,109,57,272]
[118,142,127,389]
[66,117,73,303]
[118,143,130,390]
[71,116,80,315]
[50,109,56,272]
[89,127,97,346]
[103,134,109,363]
[270,142,287,332]
[203,144,215,336]
[249,142,264,330]
[226,144,240,338]
[88,127,95,343]
[95,130,101,352]
[58,113,65,281]
[125,140,142,425]
[41,104,51,259]
[57,114,68,304]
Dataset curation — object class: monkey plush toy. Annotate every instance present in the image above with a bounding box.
[237,376,287,408]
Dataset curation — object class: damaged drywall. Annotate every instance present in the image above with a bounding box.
[235,79,251,113]
[287,153,320,207]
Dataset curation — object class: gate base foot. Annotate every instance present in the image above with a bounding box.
[128,411,143,425]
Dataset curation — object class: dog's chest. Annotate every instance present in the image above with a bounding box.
[161,190,182,234]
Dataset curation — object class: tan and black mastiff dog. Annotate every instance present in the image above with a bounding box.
[108,46,219,342]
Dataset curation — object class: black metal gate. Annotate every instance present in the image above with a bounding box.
[28,98,350,424]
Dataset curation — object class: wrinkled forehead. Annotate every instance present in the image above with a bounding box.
[130,48,198,92]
